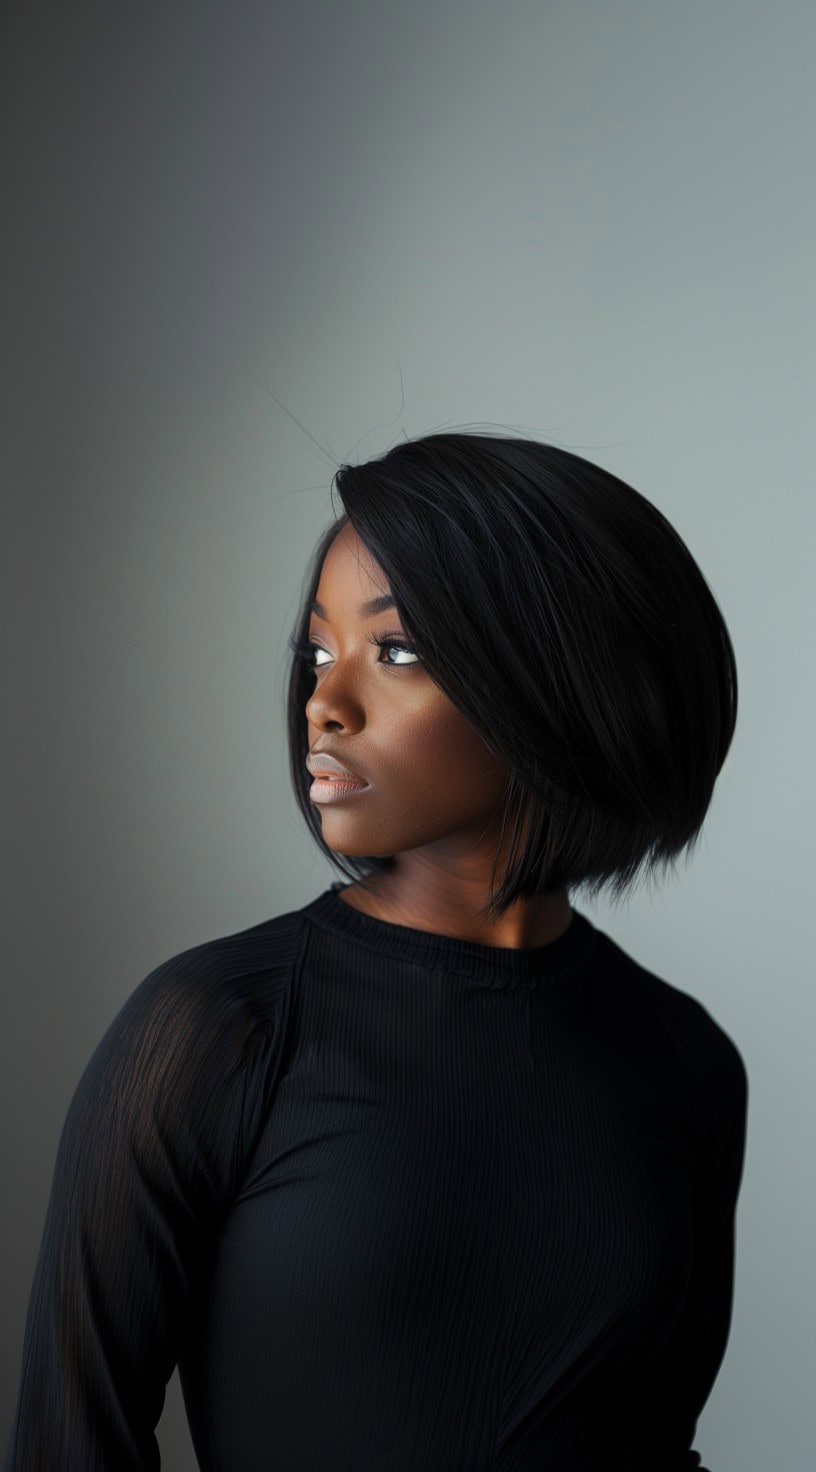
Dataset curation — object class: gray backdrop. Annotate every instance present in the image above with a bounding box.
[2,2,813,1466]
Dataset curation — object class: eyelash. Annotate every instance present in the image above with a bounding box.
[287,631,421,670]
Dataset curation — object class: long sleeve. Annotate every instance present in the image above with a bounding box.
[3,942,291,1471]
[630,1030,749,1472]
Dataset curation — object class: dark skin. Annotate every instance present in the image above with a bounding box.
[304,523,573,949]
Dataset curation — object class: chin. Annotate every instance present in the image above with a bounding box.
[321,835,384,858]
[322,831,399,861]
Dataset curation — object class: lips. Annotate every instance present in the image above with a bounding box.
[306,751,368,784]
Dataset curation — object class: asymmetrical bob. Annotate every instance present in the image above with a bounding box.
[286,431,738,921]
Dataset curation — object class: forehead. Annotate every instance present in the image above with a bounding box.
[316,524,390,604]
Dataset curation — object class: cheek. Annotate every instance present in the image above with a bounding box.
[392,702,507,800]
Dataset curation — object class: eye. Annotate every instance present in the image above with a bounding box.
[367,634,421,666]
[288,632,421,669]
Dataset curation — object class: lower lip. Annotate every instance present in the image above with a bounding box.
[309,775,370,804]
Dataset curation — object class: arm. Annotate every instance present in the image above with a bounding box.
[3,950,288,1470]
[631,1033,749,1471]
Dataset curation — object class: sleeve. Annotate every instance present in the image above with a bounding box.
[631,1029,749,1472]
[3,947,291,1471]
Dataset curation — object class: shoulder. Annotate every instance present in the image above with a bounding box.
[71,905,309,1129]
[53,906,311,1210]
[587,925,749,1118]
[135,903,308,1027]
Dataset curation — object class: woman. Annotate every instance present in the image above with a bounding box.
[4,432,748,1470]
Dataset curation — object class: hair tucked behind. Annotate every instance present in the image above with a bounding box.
[286,431,737,922]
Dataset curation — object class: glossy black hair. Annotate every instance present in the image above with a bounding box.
[286,431,738,921]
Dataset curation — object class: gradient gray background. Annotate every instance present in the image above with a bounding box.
[2,2,813,1466]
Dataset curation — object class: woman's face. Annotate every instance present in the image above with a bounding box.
[303,523,512,862]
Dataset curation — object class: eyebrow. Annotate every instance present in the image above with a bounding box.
[311,594,396,619]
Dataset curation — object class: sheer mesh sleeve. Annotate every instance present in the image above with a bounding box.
[3,934,294,1470]
[630,1029,749,1472]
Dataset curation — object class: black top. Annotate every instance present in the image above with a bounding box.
[4,884,748,1471]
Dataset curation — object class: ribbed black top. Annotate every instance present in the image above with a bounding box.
[4,885,748,1472]
[305,880,599,986]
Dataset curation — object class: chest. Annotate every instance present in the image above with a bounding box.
[219,974,699,1354]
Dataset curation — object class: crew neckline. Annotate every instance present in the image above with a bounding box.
[300,882,599,988]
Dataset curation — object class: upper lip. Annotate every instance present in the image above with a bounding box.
[306,750,369,784]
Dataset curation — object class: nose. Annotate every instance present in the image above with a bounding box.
[305,670,365,733]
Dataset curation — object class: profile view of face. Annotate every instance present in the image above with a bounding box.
[304,523,511,863]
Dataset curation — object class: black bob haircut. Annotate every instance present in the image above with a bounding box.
[286,431,737,922]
